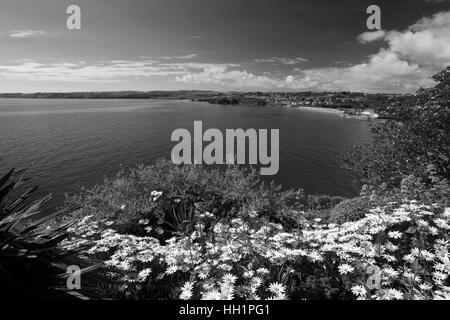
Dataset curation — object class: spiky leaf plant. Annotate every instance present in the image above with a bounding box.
[0,167,98,300]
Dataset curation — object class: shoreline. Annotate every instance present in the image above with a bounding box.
[281,105,381,120]
[282,105,345,115]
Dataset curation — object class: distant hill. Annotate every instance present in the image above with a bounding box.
[0,90,218,99]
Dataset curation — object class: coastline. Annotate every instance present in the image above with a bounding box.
[281,105,381,120]
[282,105,345,115]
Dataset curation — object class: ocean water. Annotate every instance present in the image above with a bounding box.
[0,98,371,208]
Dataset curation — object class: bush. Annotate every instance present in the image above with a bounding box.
[58,157,450,300]
[345,67,450,187]
[64,185,450,300]
[303,194,346,211]
[66,159,300,240]
[329,196,371,224]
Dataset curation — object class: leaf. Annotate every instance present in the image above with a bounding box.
[405,226,417,234]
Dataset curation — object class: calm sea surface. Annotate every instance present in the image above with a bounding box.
[0,99,371,208]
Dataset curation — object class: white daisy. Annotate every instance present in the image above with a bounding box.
[351,285,367,297]
[338,263,355,275]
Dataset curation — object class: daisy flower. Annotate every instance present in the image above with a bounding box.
[202,290,221,300]
[137,268,151,281]
[268,282,286,297]
[443,207,450,218]
[166,265,178,274]
[338,263,355,275]
[385,288,404,300]
[243,270,254,278]
[223,273,238,284]
[419,283,432,291]
[256,268,270,275]
[417,219,429,228]
[180,281,194,300]
[251,277,263,289]
[351,285,367,297]
[387,231,402,239]
[403,254,416,263]
[428,226,439,235]
[433,271,448,282]
[421,250,435,261]
[434,218,449,229]
[383,267,399,278]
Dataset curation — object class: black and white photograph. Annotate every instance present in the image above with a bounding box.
[0,0,449,310]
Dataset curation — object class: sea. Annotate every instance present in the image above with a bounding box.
[0,98,372,209]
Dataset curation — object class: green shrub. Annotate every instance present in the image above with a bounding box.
[330,196,371,224]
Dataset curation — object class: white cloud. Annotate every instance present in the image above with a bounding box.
[0,59,237,83]
[357,30,386,43]
[254,57,309,65]
[174,51,434,93]
[176,65,280,87]
[6,30,46,38]
[176,11,449,92]
[160,54,199,60]
[358,11,450,68]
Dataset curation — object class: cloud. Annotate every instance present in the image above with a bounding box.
[6,30,46,38]
[1,12,447,93]
[175,50,434,93]
[176,65,280,87]
[357,30,386,43]
[358,11,450,68]
[0,59,236,83]
[254,57,309,65]
[160,54,198,60]
[176,12,449,93]
[176,9,450,93]
[0,54,435,92]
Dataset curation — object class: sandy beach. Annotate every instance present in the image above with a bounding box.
[283,105,345,115]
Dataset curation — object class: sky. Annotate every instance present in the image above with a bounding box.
[0,0,449,93]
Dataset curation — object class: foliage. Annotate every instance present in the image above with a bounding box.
[330,196,371,224]
[345,67,450,187]
[301,194,345,212]
[301,200,450,300]
[0,167,98,300]
[63,186,450,300]
[60,158,450,300]
[294,194,346,224]
[66,160,300,240]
